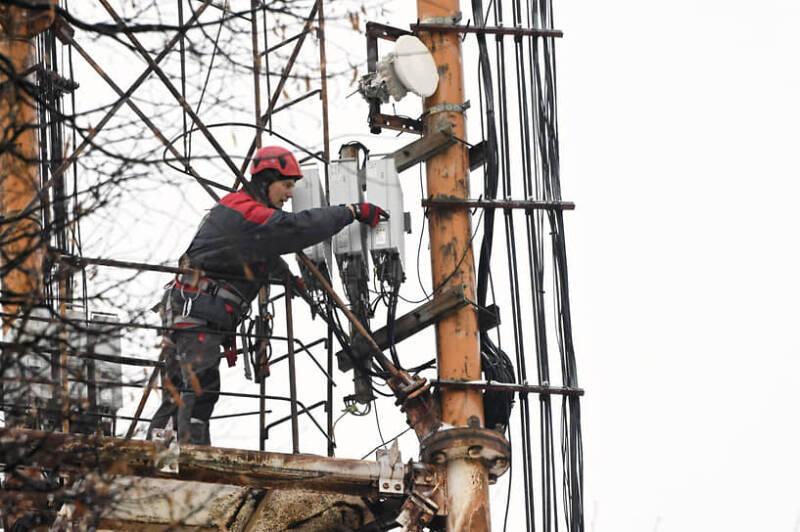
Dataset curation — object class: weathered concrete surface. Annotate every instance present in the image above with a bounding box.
[80,478,371,531]
[246,489,370,531]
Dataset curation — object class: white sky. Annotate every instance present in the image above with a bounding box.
[28,1,800,531]
[558,1,800,530]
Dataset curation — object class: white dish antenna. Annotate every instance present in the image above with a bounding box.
[392,35,439,98]
[359,35,439,103]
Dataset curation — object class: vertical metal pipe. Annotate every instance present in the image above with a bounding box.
[252,0,266,452]
[177,0,188,160]
[316,0,331,194]
[259,380,266,451]
[260,6,272,132]
[284,276,299,453]
[250,0,263,150]
[415,0,490,529]
[326,307,334,457]
[258,286,267,451]
[59,281,69,433]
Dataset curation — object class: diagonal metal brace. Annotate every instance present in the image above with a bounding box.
[389,125,456,173]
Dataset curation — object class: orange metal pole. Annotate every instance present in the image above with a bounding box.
[0,8,48,331]
[416,0,490,529]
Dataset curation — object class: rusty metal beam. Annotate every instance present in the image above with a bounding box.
[0,428,385,496]
[366,21,412,42]
[371,112,423,135]
[390,125,456,173]
[284,275,299,453]
[338,284,469,371]
[316,0,331,197]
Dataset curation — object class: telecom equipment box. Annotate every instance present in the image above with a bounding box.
[365,158,405,272]
[292,165,332,268]
[2,308,123,412]
[329,158,365,256]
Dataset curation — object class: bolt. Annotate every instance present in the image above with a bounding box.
[468,445,482,458]
[467,415,481,428]
[394,483,402,490]
[425,475,433,483]
[383,482,389,489]
[432,451,446,464]
[494,457,508,469]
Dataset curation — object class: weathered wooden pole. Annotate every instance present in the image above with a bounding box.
[0,6,51,330]
[415,0,492,529]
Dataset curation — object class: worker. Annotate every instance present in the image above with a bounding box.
[153,145,388,445]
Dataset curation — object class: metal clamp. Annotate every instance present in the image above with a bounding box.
[420,13,463,26]
[376,441,405,496]
[426,100,470,116]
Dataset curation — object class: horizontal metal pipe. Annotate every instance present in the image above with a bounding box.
[422,198,575,211]
[411,23,563,39]
[0,428,384,496]
[432,379,584,397]
[0,402,150,423]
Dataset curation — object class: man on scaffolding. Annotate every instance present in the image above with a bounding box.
[150,145,388,445]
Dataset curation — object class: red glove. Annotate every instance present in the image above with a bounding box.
[293,275,306,293]
[351,203,389,228]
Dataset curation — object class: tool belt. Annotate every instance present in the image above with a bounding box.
[174,274,247,308]
[167,274,250,343]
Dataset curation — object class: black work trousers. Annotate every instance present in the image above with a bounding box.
[146,339,182,439]
[175,329,223,445]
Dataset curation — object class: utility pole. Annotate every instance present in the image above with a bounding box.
[0,5,51,330]
[415,0,497,529]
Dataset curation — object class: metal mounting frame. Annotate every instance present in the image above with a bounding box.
[365,22,423,135]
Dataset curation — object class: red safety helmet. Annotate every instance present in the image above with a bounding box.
[250,145,303,179]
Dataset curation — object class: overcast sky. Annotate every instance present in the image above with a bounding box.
[558,1,800,530]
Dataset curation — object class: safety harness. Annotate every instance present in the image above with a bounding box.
[169,274,250,367]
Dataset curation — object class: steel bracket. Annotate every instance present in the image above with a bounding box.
[396,461,446,531]
[390,125,455,173]
[376,440,405,496]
